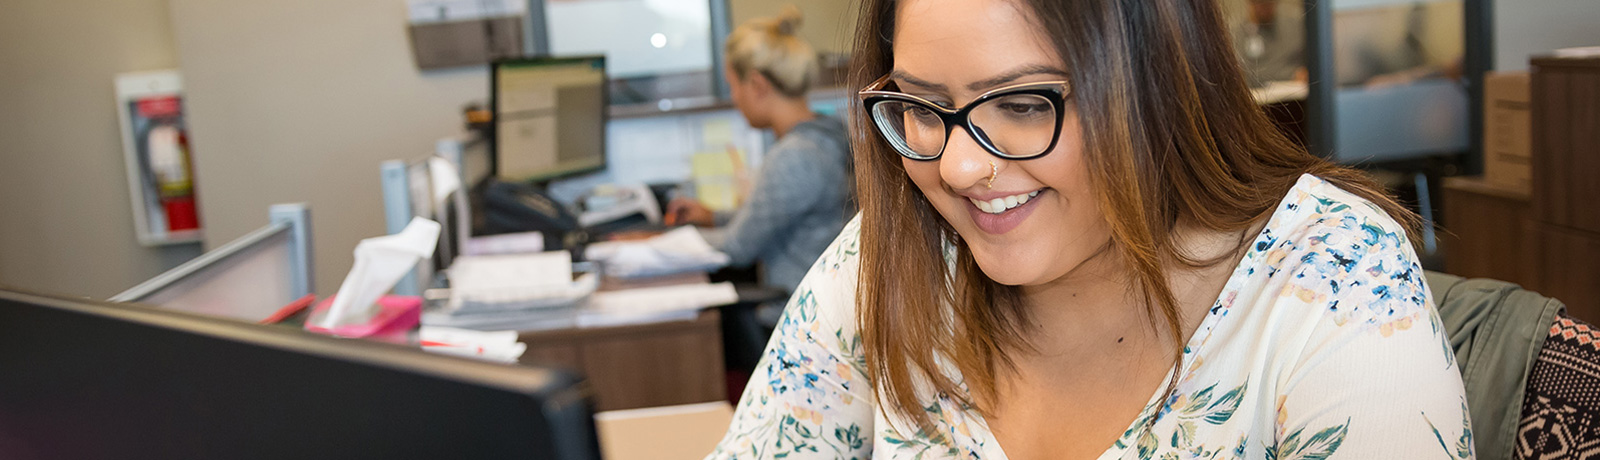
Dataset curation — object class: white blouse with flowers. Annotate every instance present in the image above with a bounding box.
[706,174,1474,460]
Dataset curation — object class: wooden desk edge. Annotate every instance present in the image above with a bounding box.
[517,309,721,344]
[1442,176,1531,202]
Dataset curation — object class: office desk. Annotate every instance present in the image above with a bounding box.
[517,309,726,411]
[1441,176,1536,288]
[271,295,725,413]
[267,277,731,412]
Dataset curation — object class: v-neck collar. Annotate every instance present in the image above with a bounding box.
[954,174,1319,460]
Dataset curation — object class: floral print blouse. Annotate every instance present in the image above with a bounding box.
[707,175,1474,460]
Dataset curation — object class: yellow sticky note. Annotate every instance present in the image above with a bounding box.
[701,119,734,150]
[691,151,736,177]
[691,152,740,211]
[697,182,739,212]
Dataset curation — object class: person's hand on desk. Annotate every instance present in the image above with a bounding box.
[665,197,716,227]
[607,230,662,241]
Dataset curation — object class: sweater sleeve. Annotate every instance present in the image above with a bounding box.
[706,136,835,267]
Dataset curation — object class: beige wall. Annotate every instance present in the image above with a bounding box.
[0,0,205,298]
[731,0,861,55]
[0,0,843,298]
[169,0,488,294]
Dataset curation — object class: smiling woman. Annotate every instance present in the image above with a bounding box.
[706,0,1473,459]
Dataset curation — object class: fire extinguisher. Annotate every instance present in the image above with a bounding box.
[147,123,199,231]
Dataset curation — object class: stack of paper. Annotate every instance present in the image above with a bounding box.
[584,227,730,279]
[422,251,599,330]
[445,251,596,312]
[423,239,738,332]
[422,296,581,330]
[422,282,738,332]
[462,231,544,256]
[420,326,527,363]
[578,282,738,328]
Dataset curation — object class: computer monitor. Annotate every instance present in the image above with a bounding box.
[491,56,608,183]
[0,288,600,460]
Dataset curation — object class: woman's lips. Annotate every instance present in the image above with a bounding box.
[964,189,1045,235]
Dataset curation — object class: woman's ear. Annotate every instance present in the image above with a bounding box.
[746,71,776,99]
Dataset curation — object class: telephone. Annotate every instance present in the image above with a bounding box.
[473,179,589,258]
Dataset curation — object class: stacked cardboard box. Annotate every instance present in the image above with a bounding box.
[1483,71,1532,190]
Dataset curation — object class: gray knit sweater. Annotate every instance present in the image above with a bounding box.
[700,114,853,293]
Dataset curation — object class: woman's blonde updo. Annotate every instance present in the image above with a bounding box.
[724,5,819,98]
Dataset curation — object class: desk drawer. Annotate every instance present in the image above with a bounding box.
[518,310,726,411]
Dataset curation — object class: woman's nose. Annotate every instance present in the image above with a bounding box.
[940,125,994,191]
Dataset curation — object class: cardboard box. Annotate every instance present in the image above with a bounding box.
[1483,71,1532,190]
[596,402,734,460]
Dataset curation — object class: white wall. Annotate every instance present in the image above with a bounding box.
[0,0,205,298]
[170,0,489,294]
[1494,0,1600,71]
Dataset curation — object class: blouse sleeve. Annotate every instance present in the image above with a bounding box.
[1266,208,1474,459]
[706,215,876,460]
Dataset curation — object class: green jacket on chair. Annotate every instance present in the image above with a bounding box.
[1427,271,1567,460]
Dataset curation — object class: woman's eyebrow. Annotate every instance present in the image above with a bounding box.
[888,70,947,92]
[966,65,1070,91]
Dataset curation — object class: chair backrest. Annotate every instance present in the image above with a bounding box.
[1426,270,1589,460]
[1513,311,1600,460]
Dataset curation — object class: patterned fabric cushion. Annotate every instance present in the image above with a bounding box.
[1517,313,1600,459]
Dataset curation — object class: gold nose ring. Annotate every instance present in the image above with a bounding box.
[987,161,998,189]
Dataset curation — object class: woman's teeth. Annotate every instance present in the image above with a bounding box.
[970,190,1040,214]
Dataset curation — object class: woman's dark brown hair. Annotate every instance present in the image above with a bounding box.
[850,0,1421,433]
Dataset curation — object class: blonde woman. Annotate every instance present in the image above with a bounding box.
[670,6,854,298]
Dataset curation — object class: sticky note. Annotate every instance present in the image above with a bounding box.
[701,119,735,150]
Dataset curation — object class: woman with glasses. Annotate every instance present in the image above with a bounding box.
[708,0,1471,458]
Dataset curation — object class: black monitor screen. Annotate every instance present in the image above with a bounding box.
[0,289,599,460]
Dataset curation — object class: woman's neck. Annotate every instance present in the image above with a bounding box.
[767,98,816,138]
[1017,244,1144,344]
[1015,224,1250,354]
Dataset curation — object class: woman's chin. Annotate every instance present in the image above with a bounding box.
[971,255,1047,287]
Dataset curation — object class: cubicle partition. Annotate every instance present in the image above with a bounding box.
[109,203,313,323]
[381,153,476,297]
